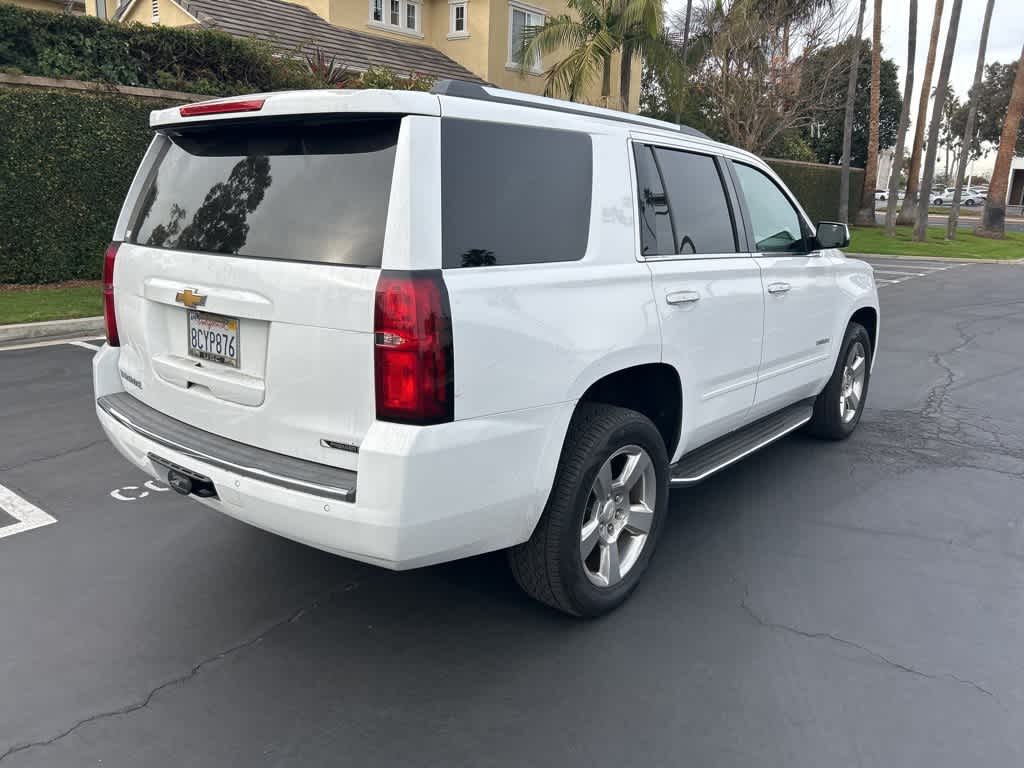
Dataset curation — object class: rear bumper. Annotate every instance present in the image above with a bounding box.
[94,346,573,570]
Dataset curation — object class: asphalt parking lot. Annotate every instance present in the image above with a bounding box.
[2,256,1024,767]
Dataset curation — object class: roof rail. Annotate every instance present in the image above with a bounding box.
[431,79,710,140]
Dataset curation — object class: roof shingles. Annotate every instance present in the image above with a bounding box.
[178,0,485,83]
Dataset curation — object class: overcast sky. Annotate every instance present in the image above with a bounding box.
[665,0,1024,174]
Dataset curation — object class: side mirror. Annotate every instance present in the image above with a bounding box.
[814,221,850,250]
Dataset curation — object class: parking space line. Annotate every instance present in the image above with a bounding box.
[0,484,57,540]
[873,270,927,277]
[68,340,100,351]
[0,336,104,353]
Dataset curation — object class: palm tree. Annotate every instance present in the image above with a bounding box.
[884,0,916,236]
[977,46,1024,238]
[854,0,883,225]
[946,0,994,239]
[520,0,662,111]
[897,0,944,225]
[839,0,867,224]
[913,0,962,241]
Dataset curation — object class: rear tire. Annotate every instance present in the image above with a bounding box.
[508,403,669,617]
[806,322,872,441]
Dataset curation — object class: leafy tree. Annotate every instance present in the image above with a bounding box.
[801,39,902,167]
[520,0,663,110]
[975,59,1024,155]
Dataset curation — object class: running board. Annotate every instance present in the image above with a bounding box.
[669,400,814,486]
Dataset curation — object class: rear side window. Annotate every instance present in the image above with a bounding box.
[634,146,674,256]
[130,118,400,267]
[441,119,592,268]
[633,144,737,257]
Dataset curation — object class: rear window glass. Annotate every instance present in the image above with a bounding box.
[130,118,400,267]
[441,119,592,268]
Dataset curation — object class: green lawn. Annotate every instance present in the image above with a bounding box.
[849,225,1024,260]
[0,284,103,325]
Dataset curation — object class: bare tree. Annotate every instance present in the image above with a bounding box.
[914,0,962,241]
[854,0,883,225]
[839,0,867,224]
[884,0,916,235]
[898,0,944,225]
[694,2,851,154]
[946,0,993,239]
[977,45,1024,238]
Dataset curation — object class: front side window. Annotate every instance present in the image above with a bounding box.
[509,5,544,72]
[131,118,399,268]
[441,119,592,268]
[732,163,806,253]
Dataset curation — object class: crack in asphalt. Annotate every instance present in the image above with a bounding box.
[0,583,356,765]
[0,439,107,473]
[740,594,997,701]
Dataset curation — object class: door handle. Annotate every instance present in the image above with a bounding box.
[666,290,701,305]
[767,282,791,295]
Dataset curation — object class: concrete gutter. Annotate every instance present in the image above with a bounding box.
[847,252,1024,265]
[0,317,104,346]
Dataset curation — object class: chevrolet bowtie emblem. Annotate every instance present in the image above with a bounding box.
[175,289,207,309]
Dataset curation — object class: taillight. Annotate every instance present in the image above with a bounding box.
[374,271,454,425]
[179,99,265,118]
[102,243,120,347]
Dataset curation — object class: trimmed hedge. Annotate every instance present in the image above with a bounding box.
[0,5,315,95]
[768,158,865,223]
[0,89,158,284]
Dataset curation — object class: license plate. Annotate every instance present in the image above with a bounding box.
[187,310,240,368]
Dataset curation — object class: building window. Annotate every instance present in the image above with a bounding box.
[508,3,545,73]
[151,0,159,23]
[370,0,421,35]
[449,1,467,37]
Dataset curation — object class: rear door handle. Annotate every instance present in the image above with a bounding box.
[666,290,701,305]
[767,282,791,295]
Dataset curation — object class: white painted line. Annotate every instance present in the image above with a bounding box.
[872,270,926,277]
[0,484,57,540]
[0,336,105,352]
[864,262,949,271]
[68,340,100,351]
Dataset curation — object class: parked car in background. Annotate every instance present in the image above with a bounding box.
[933,187,987,206]
[93,82,880,617]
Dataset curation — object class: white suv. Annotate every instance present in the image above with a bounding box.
[94,81,879,616]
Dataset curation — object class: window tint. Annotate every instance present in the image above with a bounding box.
[131,118,399,267]
[653,147,736,254]
[633,146,674,256]
[732,163,806,253]
[441,120,592,268]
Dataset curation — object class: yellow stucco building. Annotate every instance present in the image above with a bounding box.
[5,0,640,111]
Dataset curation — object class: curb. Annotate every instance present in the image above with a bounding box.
[0,316,104,345]
[847,252,1024,265]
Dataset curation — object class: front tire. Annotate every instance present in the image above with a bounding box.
[806,322,872,440]
[508,403,669,617]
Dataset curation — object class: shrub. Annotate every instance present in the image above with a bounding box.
[0,5,316,96]
[0,89,157,284]
[767,159,866,223]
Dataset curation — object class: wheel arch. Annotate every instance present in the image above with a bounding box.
[850,305,878,366]
[575,363,683,462]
